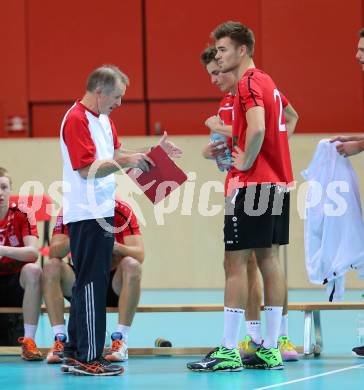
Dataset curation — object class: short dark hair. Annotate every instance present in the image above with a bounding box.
[212,21,255,57]
[200,46,218,66]
[0,167,12,186]
[360,28,364,38]
[86,65,129,95]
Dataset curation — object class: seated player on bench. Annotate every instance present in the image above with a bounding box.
[0,167,43,361]
[42,199,144,363]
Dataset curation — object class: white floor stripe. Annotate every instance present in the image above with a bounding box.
[253,363,364,389]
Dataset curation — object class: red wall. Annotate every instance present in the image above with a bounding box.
[0,0,28,137]
[261,0,364,133]
[0,0,363,137]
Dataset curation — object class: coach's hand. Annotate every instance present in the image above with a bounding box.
[128,153,155,172]
[158,131,183,158]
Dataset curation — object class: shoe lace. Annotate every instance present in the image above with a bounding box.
[18,337,39,354]
[52,339,65,353]
[258,347,280,362]
[69,357,105,374]
[219,346,239,358]
[279,337,296,351]
[110,339,123,352]
[205,347,220,359]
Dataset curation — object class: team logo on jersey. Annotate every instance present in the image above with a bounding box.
[232,135,239,147]
[9,235,19,247]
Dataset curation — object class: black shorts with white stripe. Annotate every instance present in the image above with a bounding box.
[224,184,290,251]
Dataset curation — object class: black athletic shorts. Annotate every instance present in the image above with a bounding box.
[224,184,290,251]
[0,272,24,307]
[65,268,119,307]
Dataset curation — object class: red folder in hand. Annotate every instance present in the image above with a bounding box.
[126,146,187,204]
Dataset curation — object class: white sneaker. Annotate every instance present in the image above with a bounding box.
[105,332,128,362]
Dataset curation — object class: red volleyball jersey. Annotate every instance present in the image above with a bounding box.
[0,203,38,275]
[226,68,293,195]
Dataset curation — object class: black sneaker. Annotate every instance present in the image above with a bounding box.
[71,356,124,376]
[352,345,364,358]
[243,346,284,370]
[187,346,243,372]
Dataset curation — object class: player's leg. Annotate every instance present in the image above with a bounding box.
[106,257,142,362]
[278,279,299,361]
[18,263,43,361]
[187,249,248,372]
[223,249,250,346]
[243,245,285,370]
[0,273,26,348]
[187,188,250,372]
[43,258,75,363]
[239,252,262,357]
[241,185,287,370]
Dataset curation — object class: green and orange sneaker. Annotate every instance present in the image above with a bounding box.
[187,346,243,372]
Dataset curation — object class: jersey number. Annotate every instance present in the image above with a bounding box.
[273,89,286,132]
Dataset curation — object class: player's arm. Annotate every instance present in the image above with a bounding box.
[113,131,182,161]
[336,140,364,157]
[0,235,38,262]
[49,234,70,259]
[112,235,144,263]
[284,103,299,138]
[205,115,232,137]
[78,153,154,179]
[232,107,265,171]
[330,134,364,143]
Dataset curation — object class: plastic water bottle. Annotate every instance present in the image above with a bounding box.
[210,132,232,172]
[357,294,364,345]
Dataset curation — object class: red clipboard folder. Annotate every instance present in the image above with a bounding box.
[126,146,187,204]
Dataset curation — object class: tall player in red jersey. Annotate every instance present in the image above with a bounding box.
[188,22,298,372]
[199,46,299,363]
[200,45,263,353]
[0,167,43,361]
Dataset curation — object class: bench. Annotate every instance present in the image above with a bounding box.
[1,302,363,357]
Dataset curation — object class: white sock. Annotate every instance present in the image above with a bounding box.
[222,307,244,349]
[116,324,130,345]
[52,324,66,338]
[262,306,283,349]
[279,314,289,337]
[24,324,37,340]
[246,320,262,344]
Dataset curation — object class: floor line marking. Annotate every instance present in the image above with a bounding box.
[253,363,364,389]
